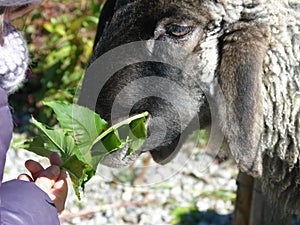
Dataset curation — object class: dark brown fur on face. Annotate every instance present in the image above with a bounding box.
[218,22,270,176]
[79,0,270,176]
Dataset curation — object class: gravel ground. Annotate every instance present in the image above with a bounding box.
[4,134,300,225]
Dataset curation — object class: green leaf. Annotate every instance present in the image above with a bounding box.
[170,205,200,225]
[44,101,107,156]
[89,130,126,169]
[61,154,95,200]
[54,24,66,36]
[95,112,149,142]
[43,22,55,33]
[127,115,148,155]
[22,102,149,200]
[20,136,54,158]
[23,117,94,199]
[30,117,76,161]
[89,112,149,168]
[70,18,82,31]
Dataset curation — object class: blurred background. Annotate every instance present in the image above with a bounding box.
[5,1,240,224]
[9,0,103,131]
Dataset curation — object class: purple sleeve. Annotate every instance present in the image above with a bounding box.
[0,88,60,224]
[0,88,13,184]
[0,180,60,225]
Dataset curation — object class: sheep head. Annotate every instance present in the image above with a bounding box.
[78,0,270,177]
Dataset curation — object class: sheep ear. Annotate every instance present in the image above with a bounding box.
[218,22,269,177]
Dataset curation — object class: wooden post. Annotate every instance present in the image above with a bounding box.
[249,179,291,225]
[233,171,254,225]
[233,170,292,225]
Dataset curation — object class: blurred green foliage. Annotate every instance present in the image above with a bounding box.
[171,204,233,225]
[171,205,202,225]
[10,0,105,131]
[188,130,208,147]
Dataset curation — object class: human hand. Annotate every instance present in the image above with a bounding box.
[17,152,68,213]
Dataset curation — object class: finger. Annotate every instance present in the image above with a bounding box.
[25,160,44,180]
[49,152,63,166]
[49,153,67,179]
[53,169,68,195]
[52,178,68,213]
[35,165,60,192]
[59,168,68,180]
[17,173,33,182]
[55,170,68,190]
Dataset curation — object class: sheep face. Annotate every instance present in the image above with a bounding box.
[79,0,270,176]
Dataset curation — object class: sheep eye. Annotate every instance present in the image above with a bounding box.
[166,24,194,38]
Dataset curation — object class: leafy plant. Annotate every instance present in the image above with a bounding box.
[21,101,149,199]
[171,205,202,225]
[187,129,208,147]
[171,205,234,225]
[10,0,106,129]
[197,189,236,203]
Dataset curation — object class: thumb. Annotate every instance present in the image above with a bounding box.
[35,165,60,193]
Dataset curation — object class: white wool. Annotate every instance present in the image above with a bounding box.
[0,22,28,94]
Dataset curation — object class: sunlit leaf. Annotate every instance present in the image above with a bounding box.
[44,101,107,156]
[22,102,149,199]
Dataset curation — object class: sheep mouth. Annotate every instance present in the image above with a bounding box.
[99,115,152,168]
[99,109,183,168]
[99,143,144,168]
